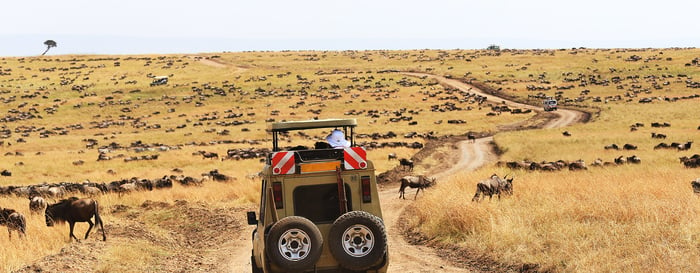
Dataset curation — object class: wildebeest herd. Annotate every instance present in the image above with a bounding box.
[0,169,236,241]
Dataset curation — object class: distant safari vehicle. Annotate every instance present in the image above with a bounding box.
[247,118,388,273]
[543,98,557,111]
[150,76,168,86]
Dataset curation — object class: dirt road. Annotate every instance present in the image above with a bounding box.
[377,136,497,273]
[375,74,586,273]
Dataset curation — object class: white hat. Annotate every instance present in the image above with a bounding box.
[327,129,350,148]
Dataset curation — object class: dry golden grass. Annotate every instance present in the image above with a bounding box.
[414,166,700,272]
[0,48,698,272]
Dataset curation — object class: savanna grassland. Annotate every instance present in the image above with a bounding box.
[0,48,698,272]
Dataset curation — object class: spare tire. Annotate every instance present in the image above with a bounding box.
[266,216,323,271]
[328,211,387,271]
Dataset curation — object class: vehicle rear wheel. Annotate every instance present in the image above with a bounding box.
[265,216,323,271]
[328,211,387,271]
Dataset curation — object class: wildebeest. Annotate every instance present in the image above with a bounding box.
[529,161,560,171]
[627,155,642,164]
[623,144,638,150]
[398,175,436,200]
[45,197,106,241]
[467,133,476,143]
[472,174,514,202]
[692,179,700,195]
[208,169,232,182]
[0,208,26,239]
[29,195,47,214]
[399,158,414,171]
[568,160,587,170]
[651,122,671,128]
[677,141,693,151]
[651,132,667,139]
[387,153,397,161]
[654,142,672,150]
[117,179,153,195]
[81,185,103,197]
[200,151,219,159]
[604,144,619,150]
[680,154,700,168]
[614,156,627,165]
[48,186,66,198]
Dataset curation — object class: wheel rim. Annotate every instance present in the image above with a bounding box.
[277,228,312,261]
[341,224,374,257]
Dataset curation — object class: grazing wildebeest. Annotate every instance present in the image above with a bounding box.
[472,174,514,202]
[399,158,414,171]
[48,186,66,198]
[614,156,627,165]
[201,151,219,159]
[604,144,619,150]
[208,169,231,182]
[45,197,106,241]
[562,131,571,137]
[680,154,700,168]
[398,175,436,200]
[0,208,26,239]
[627,155,642,164]
[568,160,587,170]
[651,132,667,139]
[81,185,103,197]
[467,133,476,143]
[623,144,638,150]
[654,142,671,150]
[29,196,47,214]
[387,153,397,161]
[677,141,693,151]
[692,179,700,195]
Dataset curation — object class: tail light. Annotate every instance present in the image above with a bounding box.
[272,182,283,209]
[361,176,371,203]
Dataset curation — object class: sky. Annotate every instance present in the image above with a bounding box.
[2,0,699,57]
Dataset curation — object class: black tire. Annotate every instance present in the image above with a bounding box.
[328,211,387,271]
[265,216,323,271]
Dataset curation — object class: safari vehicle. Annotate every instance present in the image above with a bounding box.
[247,118,389,273]
[150,76,168,86]
[543,98,558,111]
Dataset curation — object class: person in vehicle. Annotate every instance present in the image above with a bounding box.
[326,129,350,148]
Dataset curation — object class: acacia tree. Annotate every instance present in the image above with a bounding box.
[41,40,57,56]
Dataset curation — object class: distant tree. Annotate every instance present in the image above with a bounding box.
[41,40,57,56]
[486,44,500,51]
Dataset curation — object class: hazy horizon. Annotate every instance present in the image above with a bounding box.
[4,34,697,58]
[2,0,698,57]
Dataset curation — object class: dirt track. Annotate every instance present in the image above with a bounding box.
[376,74,586,273]
[14,75,585,273]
